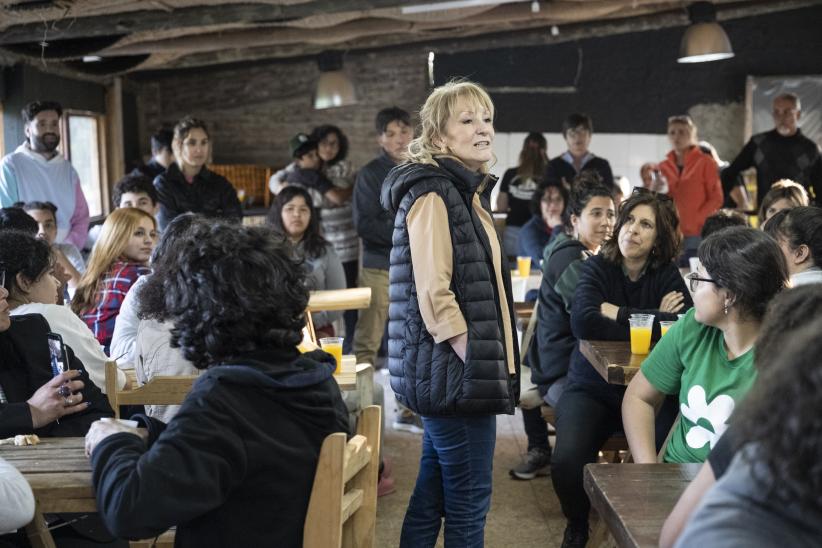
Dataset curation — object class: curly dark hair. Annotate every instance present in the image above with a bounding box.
[309,124,349,164]
[137,213,206,322]
[0,230,53,298]
[266,186,328,259]
[698,227,787,321]
[733,314,822,514]
[112,173,159,208]
[141,222,308,369]
[762,206,822,269]
[600,188,682,269]
[0,207,38,234]
[755,285,822,372]
[562,171,614,231]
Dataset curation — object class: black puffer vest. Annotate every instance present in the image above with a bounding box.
[380,158,520,417]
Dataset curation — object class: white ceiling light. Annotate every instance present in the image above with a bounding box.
[402,0,528,15]
[678,2,734,63]
[314,51,357,110]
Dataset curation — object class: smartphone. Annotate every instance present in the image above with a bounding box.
[47,332,70,375]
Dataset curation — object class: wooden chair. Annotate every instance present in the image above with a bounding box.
[209,163,274,209]
[105,361,197,419]
[303,405,381,548]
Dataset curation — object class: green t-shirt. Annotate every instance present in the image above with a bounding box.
[641,308,757,463]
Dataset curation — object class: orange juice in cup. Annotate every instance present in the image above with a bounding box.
[629,314,654,354]
[516,256,532,278]
[319,337,343,374]
[660,320,675,337]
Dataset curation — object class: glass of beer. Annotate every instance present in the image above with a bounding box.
[516,256,532,278]
[319,337,344,374]
[629,314,654,354]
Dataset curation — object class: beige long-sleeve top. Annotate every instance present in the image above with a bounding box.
[406,192,516,374]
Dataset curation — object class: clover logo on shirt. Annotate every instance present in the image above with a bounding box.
[680,385,735,450]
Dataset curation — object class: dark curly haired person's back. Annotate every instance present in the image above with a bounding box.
[86,222,350,548]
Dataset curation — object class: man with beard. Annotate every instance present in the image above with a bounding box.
[722,93,822,205]
[0,101,89,248]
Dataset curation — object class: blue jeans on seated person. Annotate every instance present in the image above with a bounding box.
[399,415,496,548]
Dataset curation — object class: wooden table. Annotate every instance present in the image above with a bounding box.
[584,463,700,548]
[580,340,648,385]
[1,437,94,547]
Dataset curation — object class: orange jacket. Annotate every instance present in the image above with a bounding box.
[659,146,723,237]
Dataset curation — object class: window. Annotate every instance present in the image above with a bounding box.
[61,111,106,218]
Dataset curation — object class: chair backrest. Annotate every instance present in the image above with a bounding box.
[208,164,274,209]
[105,361,197,419]
[303,405,380,548]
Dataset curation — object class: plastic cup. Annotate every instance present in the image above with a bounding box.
[319,337,344,374]
[659,320,675,337]
[629,314,655,354]
[677,314,685,321]
[517,256,532,278]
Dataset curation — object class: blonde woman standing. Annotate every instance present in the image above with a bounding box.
[381,80,519,547]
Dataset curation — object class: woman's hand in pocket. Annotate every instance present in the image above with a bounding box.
[448,332,468,363]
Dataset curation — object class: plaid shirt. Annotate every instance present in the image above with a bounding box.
[81,261,150,355]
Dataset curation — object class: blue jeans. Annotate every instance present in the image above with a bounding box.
[400,415,496,548]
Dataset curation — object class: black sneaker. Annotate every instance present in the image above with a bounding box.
[508,447,551,480]
[561,524,589,548]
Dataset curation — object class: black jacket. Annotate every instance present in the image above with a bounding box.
[569,254,692,386]
[90,347,349,548]
[131,158,167,180]
[381,158,519,417]
[544,155,614,190]
[721,128,822,204]
[353,150,396,270]
[0,314,114,438]
[528,233,590,390]
[153,163,242,230]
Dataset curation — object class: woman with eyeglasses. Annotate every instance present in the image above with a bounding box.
[623,226,787,466]
[551,188,691,548]
[658,115,723,263]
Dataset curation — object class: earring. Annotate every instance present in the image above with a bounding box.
[724,302,729,315]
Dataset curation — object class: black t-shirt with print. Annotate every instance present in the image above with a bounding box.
[499,167,540,227]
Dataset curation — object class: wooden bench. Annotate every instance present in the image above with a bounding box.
[209,163,274,209]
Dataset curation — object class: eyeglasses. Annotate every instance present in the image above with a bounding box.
[631,186,674,203]
[687,272,718,292]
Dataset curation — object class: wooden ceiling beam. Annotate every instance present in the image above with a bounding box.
[133,0,817,72]
[0,0,412,45]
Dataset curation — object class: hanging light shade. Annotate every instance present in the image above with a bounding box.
[677,2,734,63]
[314,51,357,110]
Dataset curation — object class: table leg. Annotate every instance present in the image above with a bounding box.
[24,503,56,548]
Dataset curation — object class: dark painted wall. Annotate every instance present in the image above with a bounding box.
[434,4,822,133]
[2,64,107,152]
